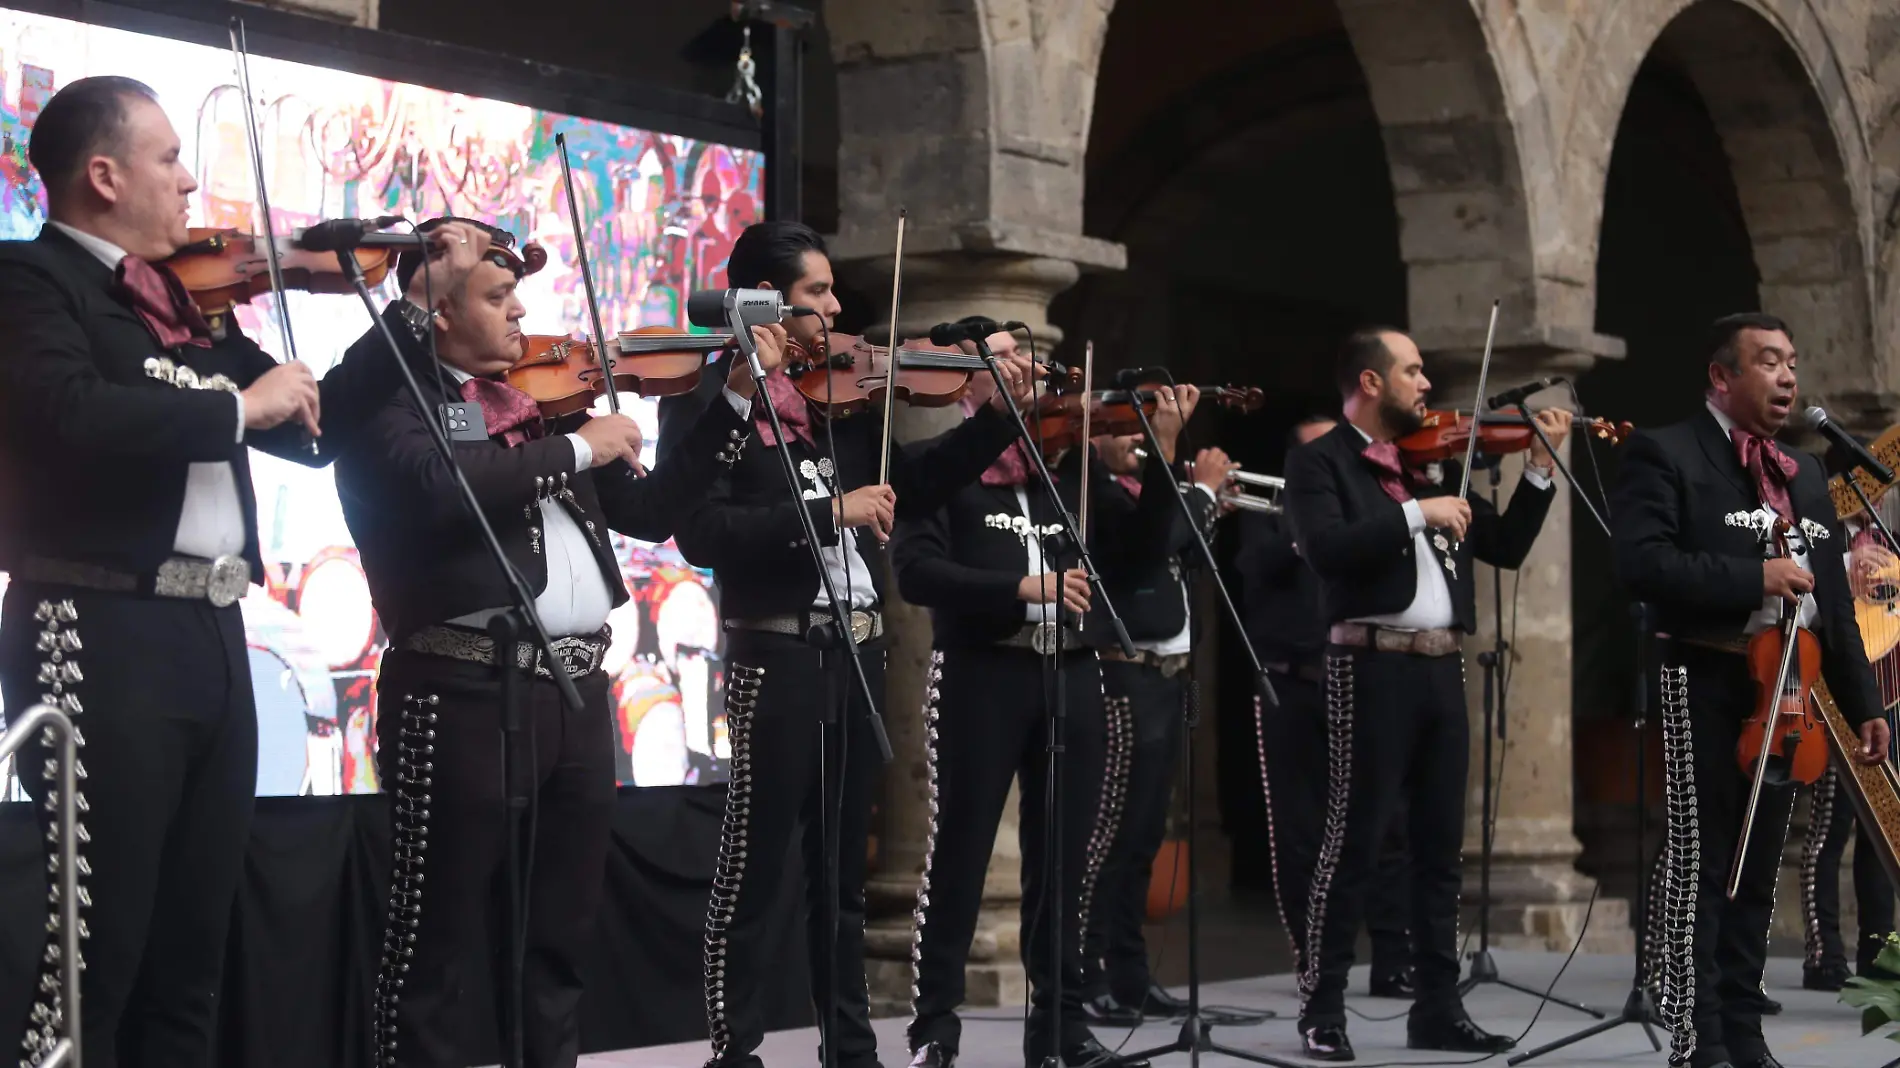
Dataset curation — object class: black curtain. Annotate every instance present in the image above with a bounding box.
[0,786,809,1066]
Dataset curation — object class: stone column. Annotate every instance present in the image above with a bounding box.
[847,244,1118,1013]
[1424,341,1631,953]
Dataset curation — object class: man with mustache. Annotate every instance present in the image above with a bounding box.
[1283,327,1571,1061]
[1613,312,1890,1068]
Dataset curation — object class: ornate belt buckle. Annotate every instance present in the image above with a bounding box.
[206,554,249,608]
[850,612,874,644]
[1030,621,1057,656]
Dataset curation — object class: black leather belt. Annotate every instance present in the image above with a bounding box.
[13,553,250,607]
[724,609,884,644]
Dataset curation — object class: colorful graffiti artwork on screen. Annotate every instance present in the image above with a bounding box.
[0,7,761,795]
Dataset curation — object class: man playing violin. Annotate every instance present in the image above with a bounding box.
[1282,328,1571,1061]
[890,368,1198,1068]
[0,76,480,1067]
[1612,312,1889,1068]
[667,221,1036,1068]
[332,214,785,1068]
[1077,428,1232,1023]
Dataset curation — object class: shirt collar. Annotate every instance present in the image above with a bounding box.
[442,363,475,385]
[46,221,128,269]
[1705,399,1737,437]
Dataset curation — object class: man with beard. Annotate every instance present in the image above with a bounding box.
[1613,313,1888,1068]
[1235,416,1415,1000]
[1284,328,1570,1061]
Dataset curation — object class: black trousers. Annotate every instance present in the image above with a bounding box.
[1299,648,1466,1027]
[371,649,616,1068]
[1255,671,1411,978]
[705,631,883,1068]
[1084,658,1183,1002]
[0,583,255,1068]
[1802,764,1897,969]
[1653,648,1797,1068]
[909,645,1108,1062]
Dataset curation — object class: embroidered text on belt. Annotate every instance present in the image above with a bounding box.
[1100,647,1191,677]
[13,553,250,608]
[998,620,1088,656]
[404,624,610,680]
[724,609,884,644]
[1327,622,1462,658]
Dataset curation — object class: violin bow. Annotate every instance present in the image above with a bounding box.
[876,209,907,485]
[1078,341,1094,547]
[1456,300,1501,503]
[229,18,313,455]
[555,132,620,415]
[227,19,297,366]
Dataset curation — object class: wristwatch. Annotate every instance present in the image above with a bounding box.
[392,298,433,342]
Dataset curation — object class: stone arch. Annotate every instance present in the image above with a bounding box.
[822,0,1121,268]
[1563,0,1879,413]
[1331,0,1578,356]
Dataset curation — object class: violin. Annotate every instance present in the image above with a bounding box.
[786,333,1061,415]
[1728,516,1828,898]
[1026,385,1267,455]
[165,228,393,318]
[1395,409,1632,465]
[506,329,733,416]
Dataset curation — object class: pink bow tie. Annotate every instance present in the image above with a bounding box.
[460,377,545,447]
[1730,428,1798,521]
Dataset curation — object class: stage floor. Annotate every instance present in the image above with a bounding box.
[577,950,1894,1068]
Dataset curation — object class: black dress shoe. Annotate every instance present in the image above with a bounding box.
[1299,1023,1354,1062]
[1803,960,1851,991]
[1368,969,1415,998]
[1407,1010,1516,1053]
[909,1042,956,1068]
[1739,1054,1786,1068]
[1060,1035,1150,1068]
[1136,983,1190,1018]
[1083,991,1145,1026]
[1759,997,1782,1016]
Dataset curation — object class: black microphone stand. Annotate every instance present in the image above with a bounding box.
[1509,603,1665,1065]
[1112,378,1298,1068]
[725,313,890,1068]
[964,334,1131,1068]
[336,247,583,1068]
[1458,453,1602,1017]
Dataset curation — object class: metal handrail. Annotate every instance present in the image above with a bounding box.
[4,703,81,1067]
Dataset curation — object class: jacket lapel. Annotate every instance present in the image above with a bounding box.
[1693,407,1751,497]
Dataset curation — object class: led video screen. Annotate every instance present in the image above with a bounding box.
[0,6,763,794]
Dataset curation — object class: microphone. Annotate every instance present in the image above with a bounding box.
[1111,366,1167,388]
[292,216,412,252]
[1485,376,1565,410]
[1803,406,1894,483]
[926,318,1027,346]
[686,288,789,331]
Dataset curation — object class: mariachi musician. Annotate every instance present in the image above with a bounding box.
[1611,312,1889,1068]
[332,215,783,1068]
[1283,327,1570,1061]
[666,221,1036,1068]
[1233,415,1416,1000]
[890,369,1196,1068]
[0,77,463,1065]
[1079,427,1229,1023]
[1799,495,1900,992]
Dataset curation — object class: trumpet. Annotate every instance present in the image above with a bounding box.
[1137,446,1286,513]
[1202,470,1285,513]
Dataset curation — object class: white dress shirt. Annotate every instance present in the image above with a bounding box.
[1347,424,1552,631]
[1016,486,1057,624]
[51,221,248,559]
[1703,401,1818,633]
[807,463,879,612]
[1134,483,1218,656]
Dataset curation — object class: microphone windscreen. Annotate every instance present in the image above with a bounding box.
[927,322,964,346]
[686,289,731,330]
[1802,406,1829,431]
